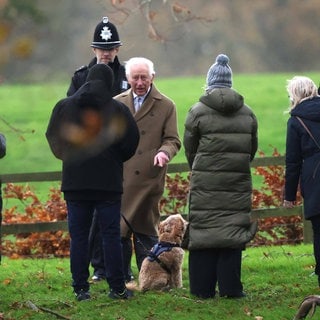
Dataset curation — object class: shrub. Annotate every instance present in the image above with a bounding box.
[251,148,303,246]
[1,148,304,257]
[2,183,69,258]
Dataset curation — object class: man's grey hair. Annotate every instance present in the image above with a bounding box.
[125,57,155,77]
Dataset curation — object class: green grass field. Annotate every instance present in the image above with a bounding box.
[2,75,320,319]
[2,72,320,175]
[0,244,319,319]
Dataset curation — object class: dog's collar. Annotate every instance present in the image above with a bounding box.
[159,241,180,248]
[147,242,180,262]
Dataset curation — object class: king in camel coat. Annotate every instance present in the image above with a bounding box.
[114,83,181,238]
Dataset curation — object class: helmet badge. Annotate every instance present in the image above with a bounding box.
[100,26,112,41]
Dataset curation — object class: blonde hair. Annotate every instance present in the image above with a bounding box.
[286,76,318,111]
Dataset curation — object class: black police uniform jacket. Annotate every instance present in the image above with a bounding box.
[67,56,128,97]
[46,79,139,201]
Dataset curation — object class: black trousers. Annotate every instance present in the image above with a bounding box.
[310,215,320,276]
[122,232,158,271]
[189,247,243,299]
[89,211,133,281]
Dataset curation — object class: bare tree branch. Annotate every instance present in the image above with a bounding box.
[106,0,213,43]
[25,300,71,320]
[0,116,35,141]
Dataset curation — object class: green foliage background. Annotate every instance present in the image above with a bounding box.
[1,74,320,318]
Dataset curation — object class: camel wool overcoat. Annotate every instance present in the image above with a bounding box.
[114,84,181,237]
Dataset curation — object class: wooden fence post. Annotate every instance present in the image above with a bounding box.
[303,218,313,244]
[296,205,313,244]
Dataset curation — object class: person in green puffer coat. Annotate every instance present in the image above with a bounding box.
[183,54,258,299]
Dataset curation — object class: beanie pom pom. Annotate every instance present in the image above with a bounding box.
[215,54,229,66]
[206,53,232,90]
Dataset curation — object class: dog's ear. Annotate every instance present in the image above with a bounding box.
[182,218,188,233]
[164,220,173,233]
[174,214,187,231]
[172,221,180,238]
[158,220,165,235]
[175,216,186,233]
[184,220,189,233]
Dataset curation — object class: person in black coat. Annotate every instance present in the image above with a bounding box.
[67,17,133,282]
[67,17,129,97]
[0,133,6,263]
[284,76,320,287]
[46,64,139,301]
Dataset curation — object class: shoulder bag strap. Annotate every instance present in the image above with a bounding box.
[296,116,320,150]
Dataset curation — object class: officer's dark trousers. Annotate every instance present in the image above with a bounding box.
[189,247,243,299]
[122,232,158,271]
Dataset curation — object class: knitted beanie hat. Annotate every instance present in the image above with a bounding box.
[206,54,232,91]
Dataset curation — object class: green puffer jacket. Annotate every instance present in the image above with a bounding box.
[183,87,258,250]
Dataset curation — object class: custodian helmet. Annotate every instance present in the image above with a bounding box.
[91,17,122,50]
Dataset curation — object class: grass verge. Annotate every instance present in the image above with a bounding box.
[0,244,319,320]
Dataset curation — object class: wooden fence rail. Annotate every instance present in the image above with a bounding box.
[1,156,311,243]
[0,156,285,183]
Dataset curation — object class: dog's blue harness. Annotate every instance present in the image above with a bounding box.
[147,242,179,261]
[147,241,180,274]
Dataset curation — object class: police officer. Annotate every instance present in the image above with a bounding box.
[66,17,132,283]
[66,17,129,97]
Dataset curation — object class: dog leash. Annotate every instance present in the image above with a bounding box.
[121,213,151,255]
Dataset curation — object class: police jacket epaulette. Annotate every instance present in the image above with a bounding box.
[75,65,88,73]
[66,57,128,97]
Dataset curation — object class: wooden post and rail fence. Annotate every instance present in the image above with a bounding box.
[0,156,311,243]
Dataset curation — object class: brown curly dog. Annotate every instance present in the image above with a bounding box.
[137,214,188,292]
